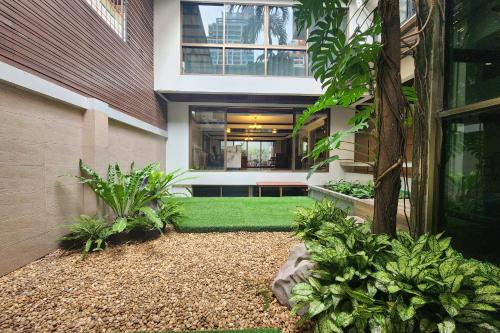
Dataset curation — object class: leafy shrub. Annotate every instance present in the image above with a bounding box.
[64,161,188,257]
[325,180,408,199]
[60,215,113,258]
[373,232,500,332]
[291,217,392,332]
[292,199,349,241]
[290,202,500,332]
[159,198,184,225]
[77,160,188,232]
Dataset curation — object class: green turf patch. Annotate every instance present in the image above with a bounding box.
[175,196,314,232]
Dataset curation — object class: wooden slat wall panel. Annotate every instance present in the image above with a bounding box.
[0,0,166,129]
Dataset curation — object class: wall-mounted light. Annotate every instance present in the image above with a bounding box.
[272,129,277,134]
[226,128,231,133]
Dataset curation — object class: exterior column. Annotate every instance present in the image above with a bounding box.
[82,99,109,215]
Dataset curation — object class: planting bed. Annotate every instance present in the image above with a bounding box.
[0,231,306,333]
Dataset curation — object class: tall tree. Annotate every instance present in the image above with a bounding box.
[410,0,445,235]
[373,0,406,236]
[294,0,407,236]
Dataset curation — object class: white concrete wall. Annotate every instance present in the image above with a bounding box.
[166,102,355,189]
[154,0,323,96]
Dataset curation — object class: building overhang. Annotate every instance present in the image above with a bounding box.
[159,92,319,105]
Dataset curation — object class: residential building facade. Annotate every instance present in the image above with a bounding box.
[0,0,167,275]
[0,0,498,275]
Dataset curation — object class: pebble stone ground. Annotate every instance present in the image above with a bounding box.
[0,231,311,333]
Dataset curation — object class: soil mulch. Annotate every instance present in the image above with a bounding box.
[0,231,308,333]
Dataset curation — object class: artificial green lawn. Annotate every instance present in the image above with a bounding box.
[175,196,314,232]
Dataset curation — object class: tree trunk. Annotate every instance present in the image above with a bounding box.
[373,0,406,236]
[411,0,446,235]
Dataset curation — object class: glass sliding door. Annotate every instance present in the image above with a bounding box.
[190,109,225,170]
[189,107,330,172]
[439,0,500,264]
[441,109,500,263]
[294,111,329,170]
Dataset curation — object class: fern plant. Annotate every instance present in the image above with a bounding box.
[78,160,188,230]
[61,215,113,258]
[158,198,184,225]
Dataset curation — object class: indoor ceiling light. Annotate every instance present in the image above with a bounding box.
[244,137,254,141]
[226,128,231,133]
[272,129,277,134]
[248,115,262,129]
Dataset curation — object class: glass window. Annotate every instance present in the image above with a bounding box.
[225,49,265,75]
[446,0,500,108]
[225,5,264,44]
[182,47,223,74]
[182,3,224,44]
[295,111,329,170]
[441,109,500,264]
[269,7,306,46]
[180,2,310,76]
[190,110,225,170]
[399,0,415,24]
[267,50,307,76]
[85,0,126,39]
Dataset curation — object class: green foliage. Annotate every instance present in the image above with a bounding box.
[64,161,188,257]
[373,232,500,332]
[61,215,113,258]
[290,203,500,332]
[78,160,187,219]
[291,214,391,332]
[292,0,381,175]
[292,199,349,241]
[325,180,409,199]
[293,1,418,179]
[159,198,184,225]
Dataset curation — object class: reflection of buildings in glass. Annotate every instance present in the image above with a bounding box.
[208,13,257,66]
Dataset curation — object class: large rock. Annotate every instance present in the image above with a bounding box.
[272,243,316,309]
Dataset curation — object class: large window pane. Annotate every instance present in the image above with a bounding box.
[446,0,500,108]
[225,5,264,44]
[295,111,329,170]
[225,48,264,75]
[190,110,225,170]
[267,50,307,76]
[182,3,224,44]
[269,7,306,46]
[441,109,500,264]
[183,47,222,74]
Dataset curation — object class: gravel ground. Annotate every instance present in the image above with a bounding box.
[0,231,310,333]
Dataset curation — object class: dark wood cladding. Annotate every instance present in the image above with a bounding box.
[0,0,166,128]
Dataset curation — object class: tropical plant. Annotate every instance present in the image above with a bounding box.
[291,216,392,332]
[373,232,500,332]
[290,203,500,332]
[78,160,188,230]
[60,215,113,258]
[325,180,409,200]
[292,199,349,241]
[293,0,417,236]
[158,198,184,225]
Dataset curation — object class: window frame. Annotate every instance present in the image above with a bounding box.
[188,106,330,172]
[180,1,310,77]
[84,0,127,40]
